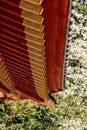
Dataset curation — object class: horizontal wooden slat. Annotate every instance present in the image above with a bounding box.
[0,58,16,94]
[0,16,24,31]
[0,14,43,32]
[1,0,43,6]
[20,1,43,15]
[21,10,44,24]
[1,0,43,15]
[6,62,44,78]
[1,29,26,43]
[1,17,44,39]
[1,52,45,71]
[0,41,44,60]
[24,0,43,6]
[24,27,44,39]
[1,27,44,45]
[8,70,46,88]
[0,34,44,51]
[1,1,21,14]
[23,19,44,31]
[3,54,45,73]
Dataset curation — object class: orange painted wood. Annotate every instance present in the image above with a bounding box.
[0,0,69,102]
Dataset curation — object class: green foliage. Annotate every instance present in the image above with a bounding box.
[69,59,80,67]
[0,87,87,130]
[76,2,87,14]
[0,100,56,130]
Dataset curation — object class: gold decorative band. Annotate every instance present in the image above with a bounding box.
[20,0,49,100]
